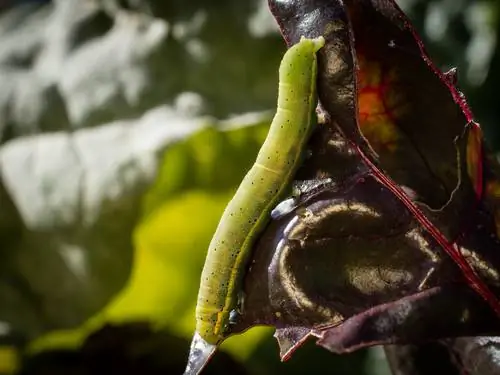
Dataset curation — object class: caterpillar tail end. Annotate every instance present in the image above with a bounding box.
[183,331,217,375]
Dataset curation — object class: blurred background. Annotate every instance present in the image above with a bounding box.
[0,0,498,374]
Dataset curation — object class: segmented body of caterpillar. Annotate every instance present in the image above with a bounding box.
[195,36,325,344]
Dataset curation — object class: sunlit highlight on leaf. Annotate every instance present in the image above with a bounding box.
[357,56,403,153]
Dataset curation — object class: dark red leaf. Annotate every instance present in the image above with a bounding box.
[224,0,500,362]
[234,168,500,358]
[266,0,500,318]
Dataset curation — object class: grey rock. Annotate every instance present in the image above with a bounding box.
[0,104,205,230]
[0,0,169,140]
[0,105,206,336]
[57,10,168,125]
[0,0,283,141]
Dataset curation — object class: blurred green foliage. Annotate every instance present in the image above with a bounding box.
[4,0,500,374]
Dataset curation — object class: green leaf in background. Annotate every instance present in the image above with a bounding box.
[0,346,19,374]
[27,115,274,366]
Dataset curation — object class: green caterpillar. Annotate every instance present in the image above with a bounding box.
[194,36,325,345]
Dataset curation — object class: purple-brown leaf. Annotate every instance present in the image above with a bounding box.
[229,0,500,363]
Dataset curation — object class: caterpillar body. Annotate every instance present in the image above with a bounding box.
[195,36,326,345]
